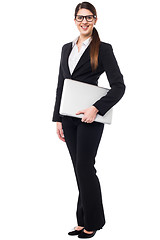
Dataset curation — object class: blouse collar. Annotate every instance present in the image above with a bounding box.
[72,36,92,48]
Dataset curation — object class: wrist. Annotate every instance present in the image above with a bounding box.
[91,106,99,113]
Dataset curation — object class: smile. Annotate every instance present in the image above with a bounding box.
[81,25,89,30]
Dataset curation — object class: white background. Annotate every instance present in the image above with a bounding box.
[0,0,160,239]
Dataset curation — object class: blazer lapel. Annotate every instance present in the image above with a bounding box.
[72,45,90,75]
[62,43,91,77]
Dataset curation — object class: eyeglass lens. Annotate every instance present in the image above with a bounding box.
[76,15,95,22]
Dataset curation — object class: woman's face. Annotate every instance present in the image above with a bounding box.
[74,8,97,38]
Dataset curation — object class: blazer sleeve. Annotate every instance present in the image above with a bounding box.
[52,46,65,122]
[92,44,126,116]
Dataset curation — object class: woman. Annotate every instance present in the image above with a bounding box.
[52,2,125,238]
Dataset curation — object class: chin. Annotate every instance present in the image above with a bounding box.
[79,29,92,36]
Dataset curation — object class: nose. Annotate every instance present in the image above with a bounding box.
[82,17,87,23]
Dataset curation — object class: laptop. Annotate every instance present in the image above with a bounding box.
[59,79,113,124]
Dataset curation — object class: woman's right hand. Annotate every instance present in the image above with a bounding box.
[56,122,65,142]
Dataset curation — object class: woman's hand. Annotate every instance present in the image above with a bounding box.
[76,106,99,123]
[56,122,65,142]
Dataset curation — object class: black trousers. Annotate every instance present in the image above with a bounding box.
[62,116,106,231]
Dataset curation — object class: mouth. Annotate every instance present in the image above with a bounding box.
[81,25,89,30]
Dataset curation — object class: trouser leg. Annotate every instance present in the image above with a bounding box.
[62,116,84,226]
[76,193,84,226]
[76,120,105,231]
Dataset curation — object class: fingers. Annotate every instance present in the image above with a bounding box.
[79,107,97,123]
[57,129,65,142]
[56,123,65,142]
[76,110,84,115]
[60,128,65,139]
[81,117,94,123]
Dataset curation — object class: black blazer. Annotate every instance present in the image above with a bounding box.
[52,41,126,122]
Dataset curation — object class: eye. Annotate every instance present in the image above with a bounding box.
[77,15,83,20]
[87,16,92,20]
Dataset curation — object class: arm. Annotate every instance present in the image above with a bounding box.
[92,44,126,116]
[52,46,65,122]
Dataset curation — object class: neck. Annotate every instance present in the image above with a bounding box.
[78,33,92,44]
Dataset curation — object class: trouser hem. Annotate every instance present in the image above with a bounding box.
[84,222,105,231]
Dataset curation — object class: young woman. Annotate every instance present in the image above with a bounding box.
[52,2,126,238]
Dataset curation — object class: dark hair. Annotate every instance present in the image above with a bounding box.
[75,2,100,71]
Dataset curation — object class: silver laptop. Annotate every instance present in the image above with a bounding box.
[59,79,113,124]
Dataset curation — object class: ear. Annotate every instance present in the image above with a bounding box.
[94,17,98,25]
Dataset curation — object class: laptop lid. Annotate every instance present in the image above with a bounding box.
[59,79,113,124]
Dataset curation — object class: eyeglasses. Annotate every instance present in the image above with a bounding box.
[75,15,96,22]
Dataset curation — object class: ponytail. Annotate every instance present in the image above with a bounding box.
[90,27,100,71]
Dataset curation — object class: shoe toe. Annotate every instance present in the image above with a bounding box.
[68,227,84,236]
[78,229,96,238]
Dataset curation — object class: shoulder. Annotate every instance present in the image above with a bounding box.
[61,42,72,51]
[99,41,113,53]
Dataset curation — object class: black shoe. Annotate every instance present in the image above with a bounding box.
[68,227,85,236]
[78,229,97,238]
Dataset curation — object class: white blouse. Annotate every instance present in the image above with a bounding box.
[68,36,92,75]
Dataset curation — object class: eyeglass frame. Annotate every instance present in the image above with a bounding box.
[75,14,97,22]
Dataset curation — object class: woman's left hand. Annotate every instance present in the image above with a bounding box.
[76,106,99,123]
